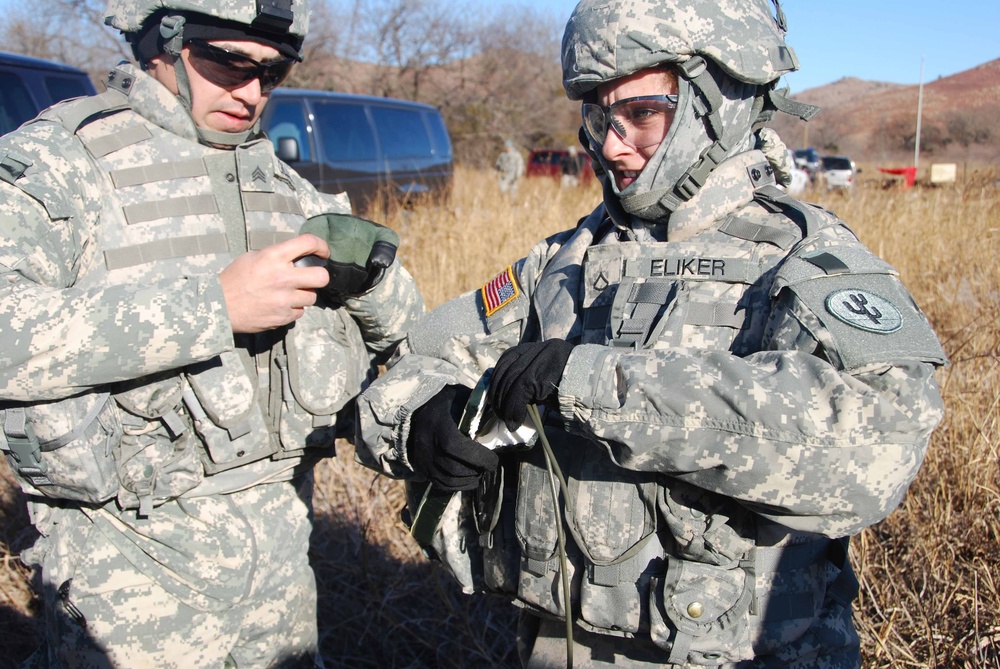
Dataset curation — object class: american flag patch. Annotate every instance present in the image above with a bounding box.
[481,266,520,317]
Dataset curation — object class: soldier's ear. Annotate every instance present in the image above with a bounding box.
[145,53,180,94]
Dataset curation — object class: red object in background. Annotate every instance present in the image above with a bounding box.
[878,166,918,188]
[526,149,596,184]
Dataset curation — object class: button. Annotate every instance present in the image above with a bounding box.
[226,173,236,182]
[236,450,246,457]
[687,602,704,619]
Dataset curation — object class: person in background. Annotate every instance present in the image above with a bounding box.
[560,145,585,188]
[0,0,422,666]
[496,139,526,199]
[355,0,946,667]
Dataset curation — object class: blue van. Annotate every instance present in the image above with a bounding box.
[262,88,453,213]
[0,51,97,136]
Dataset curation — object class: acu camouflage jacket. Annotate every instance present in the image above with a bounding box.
[357,149,946,664]
[0,63,423,511]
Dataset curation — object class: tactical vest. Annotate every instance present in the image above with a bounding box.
[0,81,368,514]
[421,182,861,665]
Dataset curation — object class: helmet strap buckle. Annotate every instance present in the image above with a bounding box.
[159,14,185,57]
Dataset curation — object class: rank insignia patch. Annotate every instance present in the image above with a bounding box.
[825,289,903,334]
[482,266,520,317]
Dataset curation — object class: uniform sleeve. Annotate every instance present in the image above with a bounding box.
[556,243,946,538]
[0,124,234,401]
[341,259,425,362]
[355,231,565,477]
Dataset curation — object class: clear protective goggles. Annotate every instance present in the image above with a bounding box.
[581,94,678,150]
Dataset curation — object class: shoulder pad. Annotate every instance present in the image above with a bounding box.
[772,243,946,371]
[37,89,130,135]
[0,148,76,220]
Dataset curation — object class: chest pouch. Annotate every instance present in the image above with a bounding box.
[184,349,275,474]
[113,375,205,514]
[1,393,122,504]
[277,305,371,456]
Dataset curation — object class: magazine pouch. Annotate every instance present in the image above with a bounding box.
[183,350,276,475]
[1,392,122,503]
[112,375,205,514]
[277,305,371,457]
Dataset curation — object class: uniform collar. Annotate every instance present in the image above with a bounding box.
[625,150,772,243]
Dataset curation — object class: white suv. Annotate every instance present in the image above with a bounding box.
[819,155,857,190]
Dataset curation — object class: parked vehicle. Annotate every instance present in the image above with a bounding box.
[262,89,453,213]
[526,148,595,184]
[819,155,857,190]
[783,149,809,196]
[0,51,97,136]
[792,147,820,179]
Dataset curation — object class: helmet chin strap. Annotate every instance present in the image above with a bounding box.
[618,56,741,219]
[159,14,255,148]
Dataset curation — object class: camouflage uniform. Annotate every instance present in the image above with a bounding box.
[0,38,422,669]
[356,1,946,667]
[496,143,525,197]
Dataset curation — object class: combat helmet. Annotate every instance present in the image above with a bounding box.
[562,0,817,221]
[104,0,309,145]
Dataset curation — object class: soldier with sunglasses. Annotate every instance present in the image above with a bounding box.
[0,1,423,667]
[355,1,947,667]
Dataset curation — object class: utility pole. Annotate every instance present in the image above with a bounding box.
[914,56,925,172]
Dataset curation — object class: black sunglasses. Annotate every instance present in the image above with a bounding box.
[186,39,296,93]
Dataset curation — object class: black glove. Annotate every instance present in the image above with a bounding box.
[488,339,575,431]
[295,213,399,303]
[408,385,500,492]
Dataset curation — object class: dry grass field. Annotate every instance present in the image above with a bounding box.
[1,164,998,668]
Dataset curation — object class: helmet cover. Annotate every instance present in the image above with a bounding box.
[105,0,309,43]
[562,0,798,100]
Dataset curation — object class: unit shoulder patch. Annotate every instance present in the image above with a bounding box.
[481,266,520,317]
[825,289,903,334]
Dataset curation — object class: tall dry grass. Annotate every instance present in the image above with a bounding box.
[1,166,998,668]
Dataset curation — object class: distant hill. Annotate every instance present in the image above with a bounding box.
[770,58,1000,165]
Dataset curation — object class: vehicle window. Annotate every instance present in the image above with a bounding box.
[532,151,561,165]
[424,111,451,158]
[370,106,432,159]
[313,102,377,162]
[822,157,852,170]
[0,72,39,135]
[267,99,311,162]
[44,76,91,104]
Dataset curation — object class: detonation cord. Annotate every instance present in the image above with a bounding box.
[526,403,574,669]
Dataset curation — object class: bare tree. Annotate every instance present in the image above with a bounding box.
[0,0,130,85]
[0,0,586,168]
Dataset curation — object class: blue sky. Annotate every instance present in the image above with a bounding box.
[531,0,1000,94]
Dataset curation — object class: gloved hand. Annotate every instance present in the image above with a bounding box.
[488,339,575,431]
[295,213,399,303]
[408,385,500,492]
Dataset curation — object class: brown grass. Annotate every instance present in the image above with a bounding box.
[1,166,998,668]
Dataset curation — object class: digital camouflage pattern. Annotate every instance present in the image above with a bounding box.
[23,481,318,669]
[561,0,799,100]
[564,0,815,222]
[357,144,946,666]
[104,0,310,38]
[0,62,423,667]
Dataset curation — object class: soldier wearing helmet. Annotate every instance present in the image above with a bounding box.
[0,0,423,666]
[355,1,946,667]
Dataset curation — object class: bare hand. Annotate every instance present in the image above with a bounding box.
[220,234,331,333]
